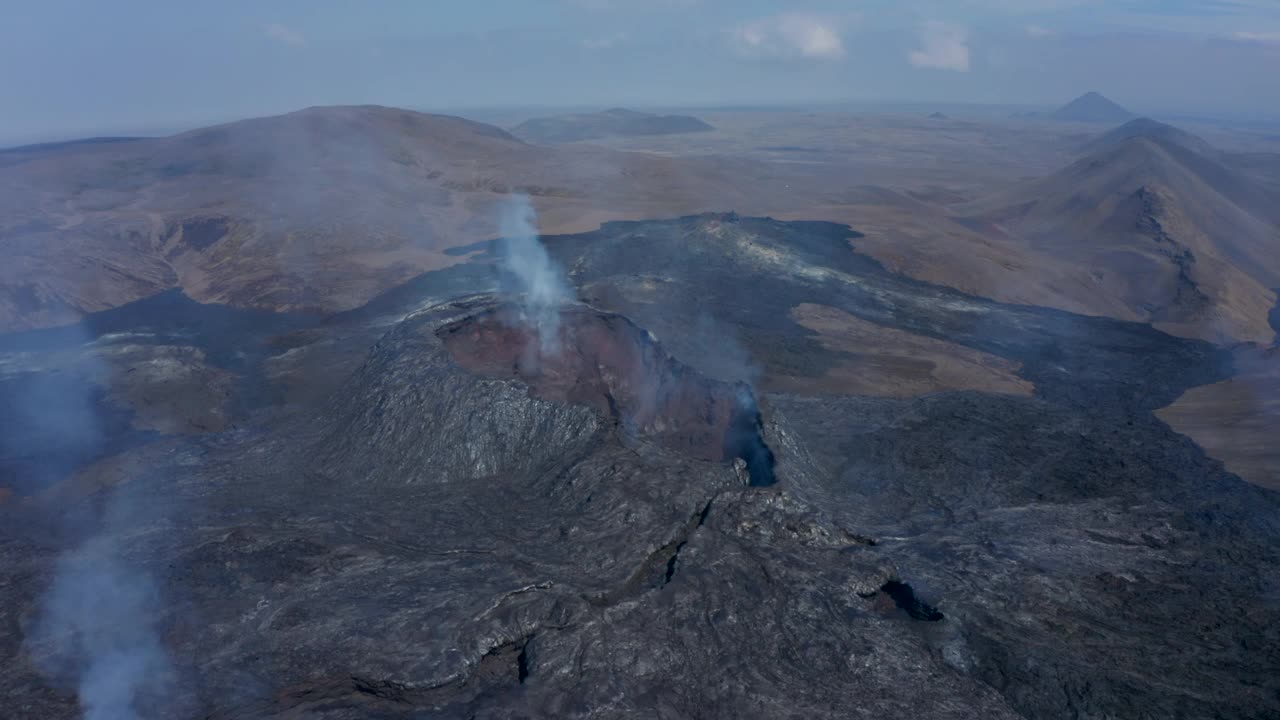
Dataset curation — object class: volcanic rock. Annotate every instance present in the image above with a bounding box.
[439,303,774,482]
[1,215,1278,720]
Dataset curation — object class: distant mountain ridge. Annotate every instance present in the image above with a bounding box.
[1080,117,1215,157]
[512,108,715,143]
[0,136,148,155]
[1051,92,1135,123]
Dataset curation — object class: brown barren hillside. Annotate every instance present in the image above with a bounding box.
[775,187,1114,321]
[5,105,1278,348]
[1157,344,1280,490]
[957,122,1280,344]
[512,107,715,144]
[0,105,800,332]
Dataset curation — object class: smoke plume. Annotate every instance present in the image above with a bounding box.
[496,194,571,355]
[32,530,172,720]
[8,327,175,720]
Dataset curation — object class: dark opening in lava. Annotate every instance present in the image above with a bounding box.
[516,645,530,684]
[439,304,777,485]
[881,581,945,621]
[726,390,777,487]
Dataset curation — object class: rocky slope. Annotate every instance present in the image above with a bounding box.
[962,123,1280,343]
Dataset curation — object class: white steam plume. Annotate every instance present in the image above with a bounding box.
[12,325,175,720]
[497,194,571,355]
[33,533,172,720]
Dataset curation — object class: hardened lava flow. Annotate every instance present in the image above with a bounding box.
[438,304,776,485]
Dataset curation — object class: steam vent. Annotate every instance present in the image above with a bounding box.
[439,304,776,485]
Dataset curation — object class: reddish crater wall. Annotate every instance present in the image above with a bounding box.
[438,305,754,468]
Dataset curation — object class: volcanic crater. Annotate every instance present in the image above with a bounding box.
[438,304,777,485]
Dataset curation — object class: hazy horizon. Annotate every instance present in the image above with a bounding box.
[3,0,1280,145]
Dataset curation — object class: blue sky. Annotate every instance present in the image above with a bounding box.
[2,0,1279,143]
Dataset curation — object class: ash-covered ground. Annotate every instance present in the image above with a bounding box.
[1,214,1277,719]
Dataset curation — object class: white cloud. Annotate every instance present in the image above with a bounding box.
[1234,31,1280,43]
[909,21,970,72]
[264,23,306,48]
[731,13,847,61]
[582,33,627,50]
[1026,24,1055,38]
[966,0,1104,9]
[567,0,698,8]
